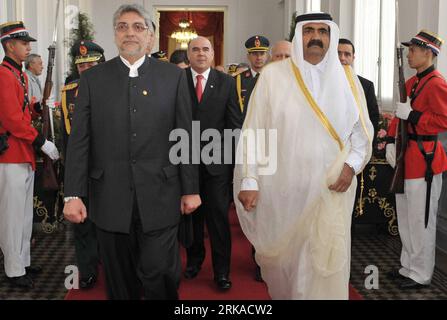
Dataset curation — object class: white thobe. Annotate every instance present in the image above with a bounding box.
[242,60,369,191]
[234,58,373,299]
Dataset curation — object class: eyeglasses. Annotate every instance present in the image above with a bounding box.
[115,22,149,33]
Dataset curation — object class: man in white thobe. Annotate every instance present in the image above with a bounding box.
[234,12,373,300]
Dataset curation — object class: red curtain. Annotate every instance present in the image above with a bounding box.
[159,11,224,66]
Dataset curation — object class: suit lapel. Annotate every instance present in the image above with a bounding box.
[200,68,216,105]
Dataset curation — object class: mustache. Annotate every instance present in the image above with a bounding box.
[307,40,324,48]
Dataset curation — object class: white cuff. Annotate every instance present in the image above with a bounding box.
[345,156,362,175]
[64,196,80,203]
[241,178,259,191]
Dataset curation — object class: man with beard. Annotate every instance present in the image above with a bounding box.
[63,4,201,300]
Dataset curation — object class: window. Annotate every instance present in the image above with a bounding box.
[354,0,395,109]
[306,0,321,13]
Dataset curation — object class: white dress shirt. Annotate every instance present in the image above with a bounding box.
[250,68,258,78]
[120,55,146,78]
[191,67,211,93]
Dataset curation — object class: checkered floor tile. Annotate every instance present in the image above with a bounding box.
[1,223,447,299]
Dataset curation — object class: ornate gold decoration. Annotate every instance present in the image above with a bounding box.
[358,172,365,215]
[370,155,389,165]
[355,188,398,236]
[369,166,377,182]
[33,194,64,234]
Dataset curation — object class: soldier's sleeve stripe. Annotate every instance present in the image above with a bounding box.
[236,74,244,113]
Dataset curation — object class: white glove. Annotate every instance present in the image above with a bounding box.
[395,101,412,120]
[41,140,60,161]
[385,143,396,169]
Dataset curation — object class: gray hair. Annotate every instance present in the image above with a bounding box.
[113,4,154,33]
[25,54,41,69]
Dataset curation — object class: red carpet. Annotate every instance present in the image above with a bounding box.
[65,206,363,300]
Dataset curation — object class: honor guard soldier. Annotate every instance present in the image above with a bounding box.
[235,35,270,121]
[0,21,59,289]
[386,30,447,289]
[61,39,105,289]
[61,40,105,155]
[234,35,269,283]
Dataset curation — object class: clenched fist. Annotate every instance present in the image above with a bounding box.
[63,198,87,223]
[181,194,202,215]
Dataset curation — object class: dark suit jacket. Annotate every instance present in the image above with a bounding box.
[358,75,380,140]
[64,56,199,233]
[186,67,241,176]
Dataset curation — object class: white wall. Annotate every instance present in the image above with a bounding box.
[321,0,355,40]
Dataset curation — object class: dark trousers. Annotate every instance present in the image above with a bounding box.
[96,196,181,300]
[186,167,231,277]
[73,218,98,278]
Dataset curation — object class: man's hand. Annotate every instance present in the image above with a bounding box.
[63,198,87,223]
[181,195,201,215]
[329,163,355,193]
[238,191,259,212]
[395,101,412,120]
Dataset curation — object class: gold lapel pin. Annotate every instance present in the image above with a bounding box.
[143,90,148,96]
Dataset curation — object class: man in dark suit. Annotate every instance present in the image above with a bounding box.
[63,4,201,300]
[183,36,240,290]
[338,38,380,138]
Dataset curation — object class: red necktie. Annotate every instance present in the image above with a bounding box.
[196,74,204,103]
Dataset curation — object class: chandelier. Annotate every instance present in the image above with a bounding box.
[171,19,198,49]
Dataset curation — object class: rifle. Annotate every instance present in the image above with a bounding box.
[389,0,408,194]
[41,0,61,190]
